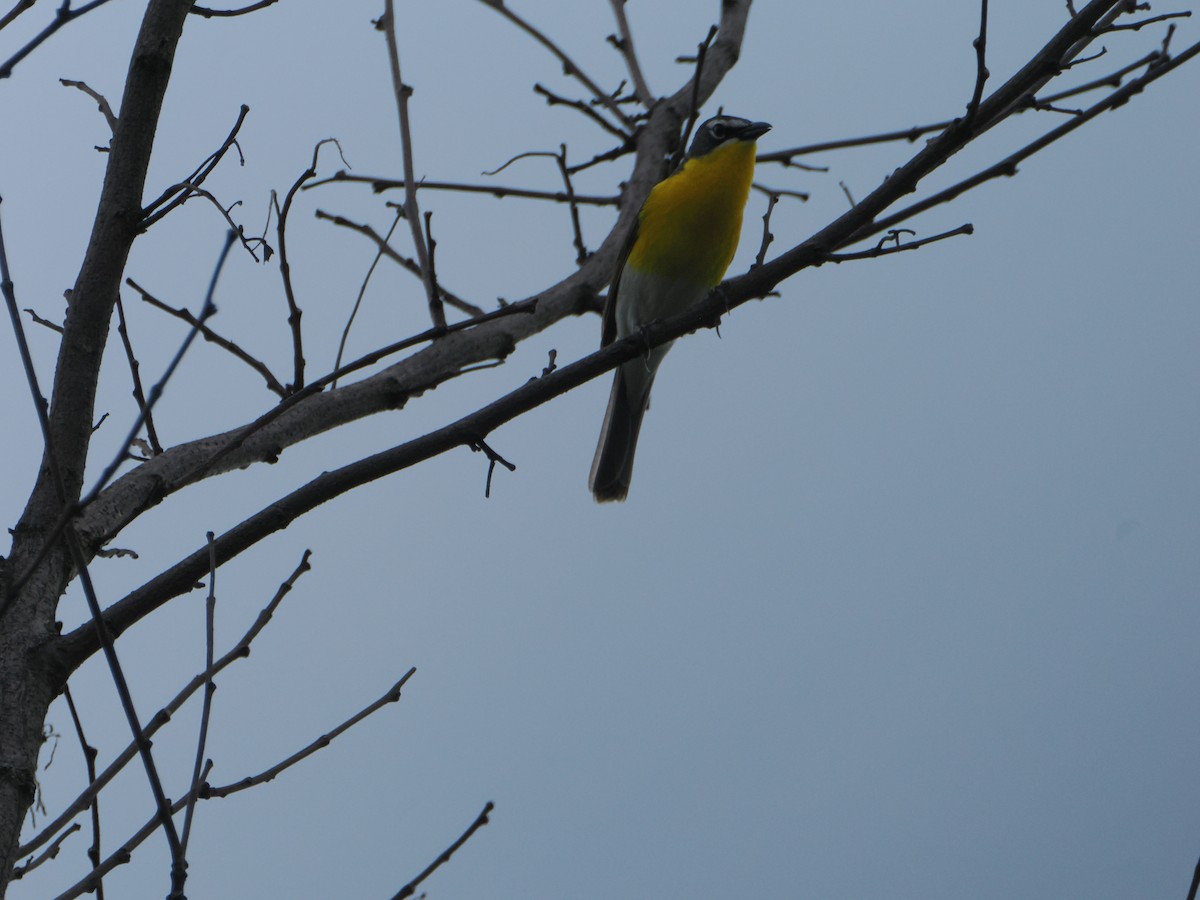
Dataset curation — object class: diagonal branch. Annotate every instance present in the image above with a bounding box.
[607,0,654,106]
[379,1,445,330]
[46,0,749,666]
[53,666,414,900]
[18,550,312,863]
[478,0,633,130]
[128,277,287,397]
[315,209,484,316]
[391,802,494,900]
[306,170,619,206]
[0,0,119,79]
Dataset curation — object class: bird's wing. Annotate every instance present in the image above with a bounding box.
[600,215,639,348]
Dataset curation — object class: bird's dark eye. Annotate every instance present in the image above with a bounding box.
[710,123,728,140]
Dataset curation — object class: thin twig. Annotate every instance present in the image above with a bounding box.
[565,135,638,175]
[162,294,539,496]
[179,533,219,859]
[142,105,252,226]
[607,0,654,106]
[752,183,809,202]
[315,209,484,317]
[478,148,589,262]
[966,0,990,120]
[379,2,445,330]
[59,78,118,133]
[842,43,1194,247]
[752,193,780,269]
[274,139,347,391]
[334,207,404,386]
[1102,10,1191,32]
[24,306,63,333]
[391,802,494,900]
[19,551,313,863]
[58,666,412,899]
[203,668,417,799]
[114,292,164,455]
[0,0,117,79]
[477,0,633,130]
[0,196,188,898]
[75,233,234,509]
[827,224,974,261]
[554,144,589,263]
[468,437,516,499]
[127,277,285,397]
[761,49,1167,169]
[0,0,37,33]
[674,25,719,170]
[532,82,631,140]
[9,823,80,881]
[145,182,267,261]
[62,687,104,900]
[307,169,619,206]
[758,121,956,165]
[189,0,280,17]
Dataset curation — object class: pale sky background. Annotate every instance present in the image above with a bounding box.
[3,1,1199,898]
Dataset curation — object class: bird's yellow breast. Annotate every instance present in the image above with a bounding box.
[626,139,758,288]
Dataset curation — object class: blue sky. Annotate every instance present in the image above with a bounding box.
[3,1,1199,897]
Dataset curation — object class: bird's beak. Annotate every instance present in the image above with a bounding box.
[737,121,772,141]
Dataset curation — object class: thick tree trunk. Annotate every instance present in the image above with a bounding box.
[0,1,193,893]
[0,562,63,890]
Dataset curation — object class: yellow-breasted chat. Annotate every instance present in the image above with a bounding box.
[590,115,771,502]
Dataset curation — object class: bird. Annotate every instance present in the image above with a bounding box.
[589,114,771,502]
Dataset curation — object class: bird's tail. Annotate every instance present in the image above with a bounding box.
[589,362,653,503]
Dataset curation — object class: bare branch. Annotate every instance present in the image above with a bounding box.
[144,182,267,261]
[827,224,975,262]
[477,0,633,130]
[128,277,286,397]
[533,82,631,140]
[674,25,719,170]
[204,668,417,799]
[307,169,619,206]
[1,197,188,898]
[80,234,235,508]
[178,533,220,861]
[56,665,412,899]
[0,0,119,79]
[273,139,348,391]
[49,0,745,662]
[0,0,37,33]
[844,40,1197,248]
[189,0,280,17]
[114,292,164,455]
[469,436,517,499]
[379,2,445,330]
[753,192,780,269]
[18,551,312,863]
[61,687,103,899]
[59,78,118,134]
[966,0,990,120]
[333,207,404,385]
[607,0,654,106]
[142,105,252,227]
[314,209,484,317]
[391,802,494,900]
[1101,10,1191,32]
[9,823,80,882]
[477,148,589,262]
[24,305,63,333]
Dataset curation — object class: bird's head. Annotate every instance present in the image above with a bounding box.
[686,115,772,159]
